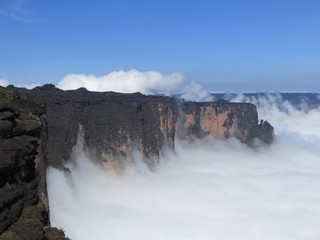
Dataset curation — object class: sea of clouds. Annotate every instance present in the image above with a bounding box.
[47,94,320,240]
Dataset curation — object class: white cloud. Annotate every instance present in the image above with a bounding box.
[0,0,42,23]
[58,69,212,101]
[0,78,8,87]
[0,75,39,89]
[180,82,213,102]
[47,99,320,240]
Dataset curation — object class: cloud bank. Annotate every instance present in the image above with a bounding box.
[58,69,212,101]
[230,94,320,138]
[47,99,320,240]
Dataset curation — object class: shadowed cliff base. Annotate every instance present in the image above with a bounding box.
[8,84,274,170]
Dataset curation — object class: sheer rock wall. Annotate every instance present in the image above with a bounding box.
[11,85,274,170]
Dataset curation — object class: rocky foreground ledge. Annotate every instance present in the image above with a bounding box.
[0,87,68,239]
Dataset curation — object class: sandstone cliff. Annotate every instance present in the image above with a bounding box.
[179,100,274,143]
[13,85,179,169]
[10,85,274,170]
[0,85,274,238]
[0,87,68,240]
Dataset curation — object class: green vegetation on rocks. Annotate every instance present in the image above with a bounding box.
[44,227,70,240]
[0,87,14,105]
[0,200,70,240]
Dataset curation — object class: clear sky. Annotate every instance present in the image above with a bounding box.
[1,0,320,92]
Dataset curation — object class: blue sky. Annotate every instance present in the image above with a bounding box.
[0,0,320,92]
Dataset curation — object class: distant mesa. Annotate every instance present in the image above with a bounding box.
[7,84,274,170]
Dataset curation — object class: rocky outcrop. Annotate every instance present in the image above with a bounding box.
[246,120,274,144]
[10,85,274,170]
[0,87,68,240]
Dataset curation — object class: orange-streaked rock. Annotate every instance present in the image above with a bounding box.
[179,101,261,142]
[184,113,195,128]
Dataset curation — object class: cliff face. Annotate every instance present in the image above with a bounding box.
[12,85,178,169]
[179,100,259,141]
[179,100,274,144]
[0,85,274,239]
[0,87,68,240]
[11,85,274,170]
[79,93,178,168]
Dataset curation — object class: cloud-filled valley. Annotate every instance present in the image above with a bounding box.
[47,97,320,240]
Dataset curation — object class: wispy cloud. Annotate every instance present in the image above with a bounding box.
[0,74,39,89]
[0,0,42,23]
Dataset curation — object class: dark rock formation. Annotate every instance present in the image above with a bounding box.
[0,87,68,240]
[246,120,274,144]
[10,85,274,170]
